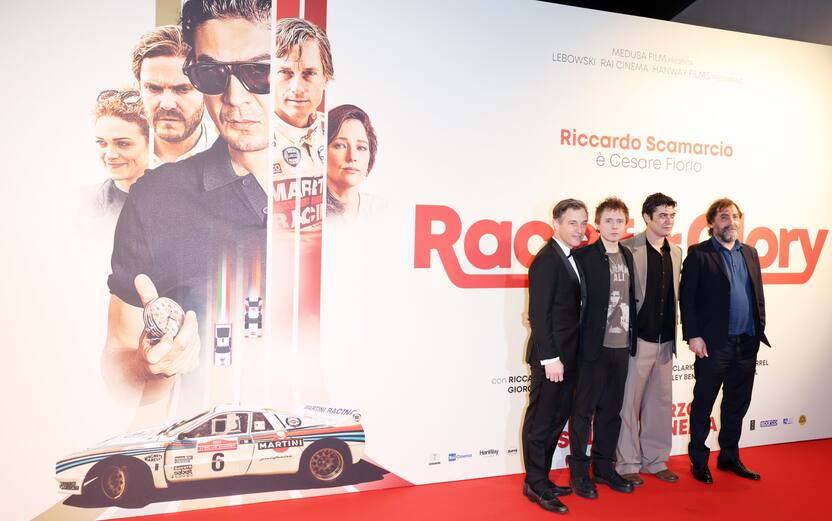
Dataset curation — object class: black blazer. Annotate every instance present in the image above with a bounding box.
[573,240,638,360]
[680,239,770,351]
[526,239,585,369]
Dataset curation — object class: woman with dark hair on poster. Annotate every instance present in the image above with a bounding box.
[326,104,381,222]
[93,89,149,216]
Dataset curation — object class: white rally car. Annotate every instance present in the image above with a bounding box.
[55,405,365,506]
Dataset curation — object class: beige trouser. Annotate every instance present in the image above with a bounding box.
[615,338,674,475]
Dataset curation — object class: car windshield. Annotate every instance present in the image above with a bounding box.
[161,411,208,436]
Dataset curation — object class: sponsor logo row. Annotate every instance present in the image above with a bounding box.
[429,447,520,466]
[749,415,807,430]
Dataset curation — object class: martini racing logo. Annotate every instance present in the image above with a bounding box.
[258,430,304,452]
[257,439,304,450]
[283,146,301,166]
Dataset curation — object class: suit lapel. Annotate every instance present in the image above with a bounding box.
[705,240,730,280]
[632,233,648,311]
[550,239,579,286]
[670,243,682,298]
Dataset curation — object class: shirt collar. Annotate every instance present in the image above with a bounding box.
[553,238,573,257]
[273,111,324,146]
[202,136,242,192]
[710,235,742,253]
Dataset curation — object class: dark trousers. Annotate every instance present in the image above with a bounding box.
[688,334,758,466]
[569,347,629,477]
[522,364,575,492]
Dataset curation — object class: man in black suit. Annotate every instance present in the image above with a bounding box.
[569,197,637,498]
[522,198,588,514]
[680,198,770,484]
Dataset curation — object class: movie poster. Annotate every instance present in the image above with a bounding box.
[2,1,831,519]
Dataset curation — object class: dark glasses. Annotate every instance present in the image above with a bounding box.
[183,60,270,95]
[98,89,141,105]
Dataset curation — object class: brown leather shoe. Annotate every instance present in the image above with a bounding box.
[620,473,644,486]
[654,469,679,483]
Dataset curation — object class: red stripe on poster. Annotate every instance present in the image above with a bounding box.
[277,0,300,19]
[305,0,328,111]
[304,0,327,30]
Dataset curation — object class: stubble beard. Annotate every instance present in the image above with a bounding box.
[153,105,204,144]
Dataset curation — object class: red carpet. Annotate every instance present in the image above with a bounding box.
[131,439,830,521]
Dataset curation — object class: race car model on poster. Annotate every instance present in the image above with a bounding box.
[244,296,263,337]
[213,323,232,366]
[55,404,365,506]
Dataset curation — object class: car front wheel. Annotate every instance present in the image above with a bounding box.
[96,459,150,506]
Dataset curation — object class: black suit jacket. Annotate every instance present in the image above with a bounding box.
[573,240,638,360]
[526,239,585,369]
[680,239,770,351]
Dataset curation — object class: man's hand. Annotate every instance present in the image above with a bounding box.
[135,274,201,378]
[688,337,708,358]
[544,359,565,382]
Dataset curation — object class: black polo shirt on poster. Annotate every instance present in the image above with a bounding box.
[108,136,267,318]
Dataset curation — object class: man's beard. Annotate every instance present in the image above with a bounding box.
[716,225,738,243]
[152,106,204,143]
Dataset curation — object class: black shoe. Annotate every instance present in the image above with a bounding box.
[717,459,760,480]
[523,482,569,513]
[570,476,598,499]
[593,471,635,493]
[690,464,713,484]
[547,480,573,497]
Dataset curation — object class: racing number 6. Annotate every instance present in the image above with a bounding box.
[212,452,225,472]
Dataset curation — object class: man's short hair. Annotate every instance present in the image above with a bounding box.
[594,196,629,224]
[328,104,377,173]
[93,91,149,138]
[131,25,191,81]
[705,197,743,236]
[275,18,334,80]
[181,0,271,48]
[552,198,588,222]
[641,192,677,219]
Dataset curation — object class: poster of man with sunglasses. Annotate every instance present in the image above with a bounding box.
[102,0,271,427]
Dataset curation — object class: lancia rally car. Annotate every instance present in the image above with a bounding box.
[55,404,365,505]
[213,323,232,366]
[244,296,263,337]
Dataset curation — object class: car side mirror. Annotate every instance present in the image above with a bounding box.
[177,432,190,440]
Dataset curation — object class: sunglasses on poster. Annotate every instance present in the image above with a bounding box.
[98,89,141,105]
[183,58,270,96]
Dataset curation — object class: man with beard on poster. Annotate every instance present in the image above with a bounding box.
[681,198,769,484]
[102,0,271,424]
[568,197,637,498]
[522,199,588,514]
[272,17,332,230]
[131,25,215,167]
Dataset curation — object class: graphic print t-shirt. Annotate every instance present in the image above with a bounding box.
[603,251,630,348]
